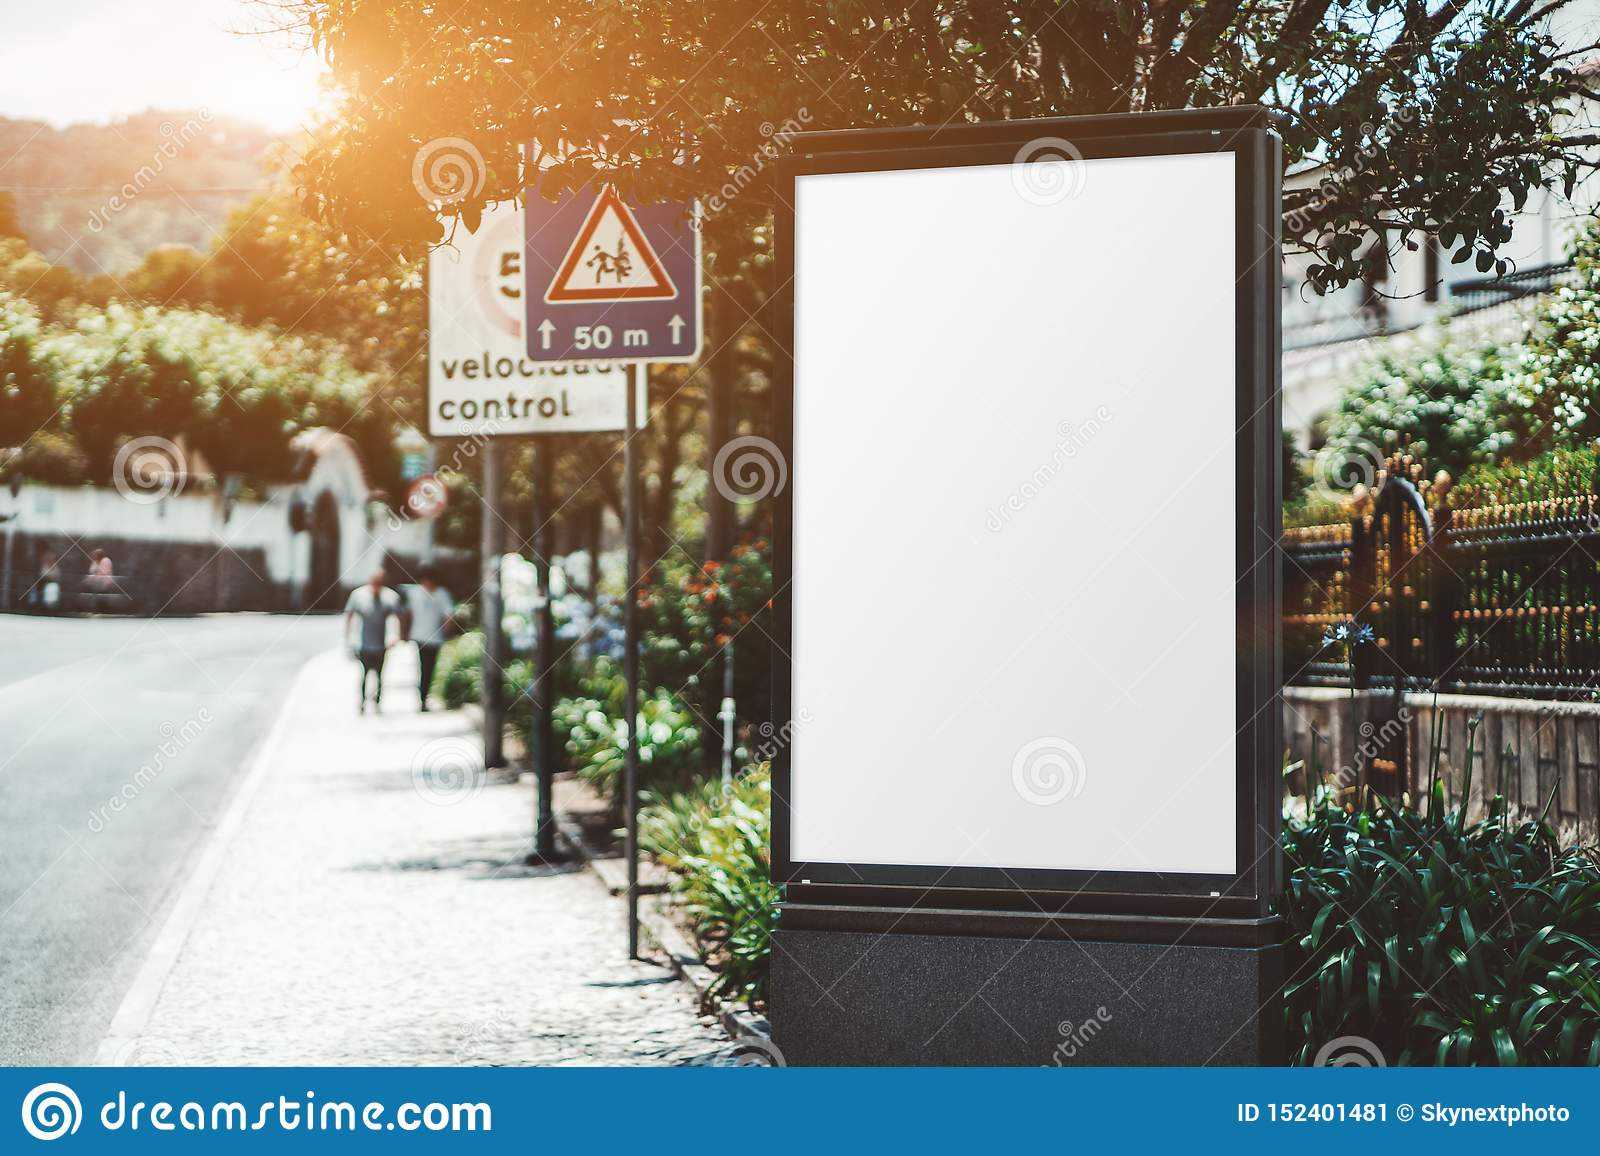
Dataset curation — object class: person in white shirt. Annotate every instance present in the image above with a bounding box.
[343,569,403,714]
[405,568,456,712]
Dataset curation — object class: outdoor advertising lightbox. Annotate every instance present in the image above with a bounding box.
[770,111,1282,920]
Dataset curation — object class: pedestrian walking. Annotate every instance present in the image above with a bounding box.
[26,546,61,613]
[405,567,456,712]
[343,568,403,714]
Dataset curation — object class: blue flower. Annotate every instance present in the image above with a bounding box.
[1321,619,1373,648]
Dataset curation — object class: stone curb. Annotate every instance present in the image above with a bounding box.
[552,812,772,1048]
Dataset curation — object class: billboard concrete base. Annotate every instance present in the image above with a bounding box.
[770,906,1283,1066]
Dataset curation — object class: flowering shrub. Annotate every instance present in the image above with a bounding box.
[556,687,702,796]
[1501,222,1600,444]
[0,294,399,492]
[1318,333,1515,485]
[431,631,485,708]
[638,537,774,743]
[0,291,54,440]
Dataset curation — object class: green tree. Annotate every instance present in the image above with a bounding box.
[1501,220,1600,445]
[0,192,24,243]
[281,0,1600,564]
[1319,333,1515,483]
[285,1,1598,291]
[121,245,209,308]
[191,195,425,400]
[0,292,56,446]
[48,307,206,480]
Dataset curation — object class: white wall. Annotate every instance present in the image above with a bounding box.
[1,478,437,598]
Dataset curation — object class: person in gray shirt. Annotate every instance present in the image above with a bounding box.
[344,568,403,714]
[405,567,456,712]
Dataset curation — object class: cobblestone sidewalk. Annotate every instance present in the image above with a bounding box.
[102,647,737,1066]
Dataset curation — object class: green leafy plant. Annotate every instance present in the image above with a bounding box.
[556,687,703,797]
[1317,333,1515,486]
[640,767,779,1009]
[1451,444,1600,510]
[637,538,774,740]
[431,630,484,709]
[1283,726,1600,1065]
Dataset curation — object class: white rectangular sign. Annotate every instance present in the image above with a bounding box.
[789,152,1240,876]
[427,200,643,437]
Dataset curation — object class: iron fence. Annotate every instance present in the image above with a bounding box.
[1284,453,1600,795]
[1449,261,1577,316]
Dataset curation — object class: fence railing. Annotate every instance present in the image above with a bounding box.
[1286,458,1600,699]
[1284,452,1600,794]
[1449,261,1576,316]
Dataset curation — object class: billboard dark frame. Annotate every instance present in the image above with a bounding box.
[769,108,1283,921]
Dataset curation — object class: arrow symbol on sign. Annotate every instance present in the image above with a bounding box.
[537,318,555,350]
[668,314,686,344]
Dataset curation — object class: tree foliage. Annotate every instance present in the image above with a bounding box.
[0,290,401,493]
[1501,219,1600,442]
[1316,216,1600,488]
[0,292,54,442]
[1319,331,1516,483]
[285,1,1600,293]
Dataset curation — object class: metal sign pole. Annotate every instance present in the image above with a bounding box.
[623,365,642,958]
[529,443,562,862]
[480,441,506,769]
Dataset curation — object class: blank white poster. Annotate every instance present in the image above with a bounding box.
[789,151,1240,875]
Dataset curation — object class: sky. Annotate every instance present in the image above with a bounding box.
[0,0,330,131]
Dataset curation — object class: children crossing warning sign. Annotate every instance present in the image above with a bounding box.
[545,186,677,303]
[524,182,701,364]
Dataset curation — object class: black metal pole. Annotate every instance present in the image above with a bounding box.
[624,365,642,958]
[480,441,506,768]
[530,443,560,861]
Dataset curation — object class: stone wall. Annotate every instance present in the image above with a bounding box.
[1285,686,1600,845]
[12,532,283,615]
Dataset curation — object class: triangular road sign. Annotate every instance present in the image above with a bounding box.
[544,185,678,304]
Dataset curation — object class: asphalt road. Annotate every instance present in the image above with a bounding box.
[0,612,334,1064]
